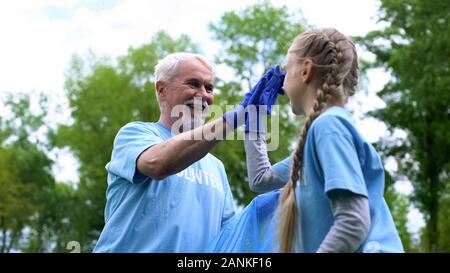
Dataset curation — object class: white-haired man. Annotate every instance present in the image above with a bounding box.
[93,52,285,252]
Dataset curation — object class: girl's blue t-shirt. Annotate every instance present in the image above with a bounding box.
[297,106,404,252]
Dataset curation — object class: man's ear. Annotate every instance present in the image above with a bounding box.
[302,59,315,84]
[155,80,166,101]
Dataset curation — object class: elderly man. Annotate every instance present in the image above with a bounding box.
[93,52,285,252]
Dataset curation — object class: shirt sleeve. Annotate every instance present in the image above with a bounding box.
[107,122,163,184]
[316,131,368,197]
[317,190,371,253]
[244,133,291,193]
[272,156,293,184]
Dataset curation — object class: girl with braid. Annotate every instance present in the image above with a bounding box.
[209,28,403,253]
[276,28,403,253]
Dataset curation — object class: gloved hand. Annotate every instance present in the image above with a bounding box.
[241,65,285,114]
[223,65,285,130]
[245,65,285,134]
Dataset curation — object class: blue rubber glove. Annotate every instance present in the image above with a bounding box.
[242,65,285,114]
[245,65,285,133]
[223,65,285,130]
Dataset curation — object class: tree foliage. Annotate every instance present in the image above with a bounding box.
[358,0,450,251]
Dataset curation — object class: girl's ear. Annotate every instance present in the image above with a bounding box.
[302,59,315,84]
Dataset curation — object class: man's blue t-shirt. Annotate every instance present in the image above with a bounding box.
[93,122,236,252]
[295,106,403,252]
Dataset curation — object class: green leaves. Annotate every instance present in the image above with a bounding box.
[0,92,58,252]
[360,0,450,251]
[209,0,306,86]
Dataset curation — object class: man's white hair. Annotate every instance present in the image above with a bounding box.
[154,52,212,83]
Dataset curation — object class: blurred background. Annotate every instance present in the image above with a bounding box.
[0,0,448,252]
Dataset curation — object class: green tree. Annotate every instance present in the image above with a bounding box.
[0,147,33,252]
[54,31,199,251]
[209,0,307,204]
[358,0,450,252]
[0,92,63,252]
[37,182,79,252]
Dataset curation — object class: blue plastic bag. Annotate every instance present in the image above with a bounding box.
[207,190,281,253]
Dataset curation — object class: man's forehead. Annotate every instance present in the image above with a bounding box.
[177,59,213,81]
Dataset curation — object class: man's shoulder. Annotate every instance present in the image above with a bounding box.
[112,122,168,146]
[120,121,154,131]
[116,121,162,136]
[204,153,225,169]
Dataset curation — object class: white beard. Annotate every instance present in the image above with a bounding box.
[171,97,209,133]
[180,111,205,131]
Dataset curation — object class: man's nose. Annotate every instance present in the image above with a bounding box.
[195,87,212,104]
[196,84,208,95]
[194,94,213,106]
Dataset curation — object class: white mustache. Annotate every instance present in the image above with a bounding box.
[184,98,209,112]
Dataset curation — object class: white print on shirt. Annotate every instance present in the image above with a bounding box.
[176,166,224,193]
[365,241,382,253]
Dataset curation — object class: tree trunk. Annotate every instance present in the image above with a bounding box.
[7,229,20,253]
[426,128,439,252]
[428,172,439,252]
[1,217,6,253]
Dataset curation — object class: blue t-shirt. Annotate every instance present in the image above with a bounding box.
[93,122,236,252]
[293,106,403,252]
[272,156,293,183]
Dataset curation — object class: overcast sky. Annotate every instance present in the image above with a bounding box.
[0,0,424,234]
[0,0,382,91]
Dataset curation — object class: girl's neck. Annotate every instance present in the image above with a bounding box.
[304,93,346,115]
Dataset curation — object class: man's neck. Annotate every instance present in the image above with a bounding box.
[158,115,176,132]
[159,115,191,135]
